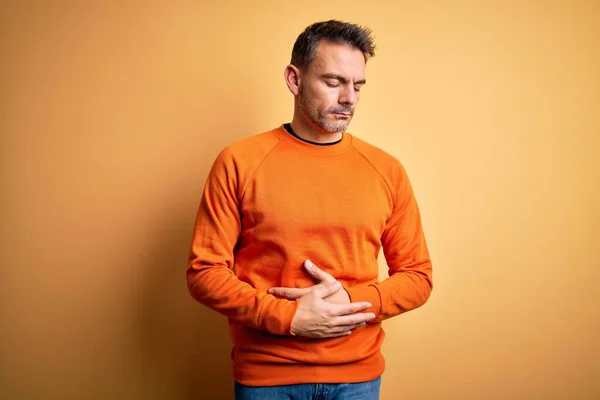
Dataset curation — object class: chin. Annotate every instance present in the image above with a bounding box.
[333,122,350,132]
[321,125,347,133]
[319,120,350,133]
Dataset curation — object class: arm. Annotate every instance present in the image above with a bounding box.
[345,164,433,322]
[186,149,298,335]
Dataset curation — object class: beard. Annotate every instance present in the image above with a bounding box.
[298,86,353,133]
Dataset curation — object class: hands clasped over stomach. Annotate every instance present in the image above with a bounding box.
[268,259,376,339]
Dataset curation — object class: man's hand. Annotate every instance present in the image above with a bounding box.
[269,260,350,303]
[268,260,375,338]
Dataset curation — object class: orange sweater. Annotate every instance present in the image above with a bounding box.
[186,125,432,386]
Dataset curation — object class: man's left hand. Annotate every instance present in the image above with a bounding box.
[268,260,350,304]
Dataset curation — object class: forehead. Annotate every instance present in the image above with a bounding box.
[308,41,366,79]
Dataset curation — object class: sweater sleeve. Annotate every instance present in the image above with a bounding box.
[186,148,298,335]
[346,163,433,322]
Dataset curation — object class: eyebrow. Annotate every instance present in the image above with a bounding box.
[321,73,366,85]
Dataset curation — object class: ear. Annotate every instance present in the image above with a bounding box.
[284,64,301,96]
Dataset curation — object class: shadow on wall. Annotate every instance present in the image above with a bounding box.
[134,166,236,400]
[130,78,269,399]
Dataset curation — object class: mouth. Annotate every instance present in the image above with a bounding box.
[332,112,352,117]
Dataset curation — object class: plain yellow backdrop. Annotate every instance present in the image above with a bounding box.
[1,1,598,399]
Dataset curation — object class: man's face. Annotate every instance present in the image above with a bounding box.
[298,41,366,133]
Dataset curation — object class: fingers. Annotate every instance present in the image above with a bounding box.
[327,322,367,334]
[268,287,310,299]
[300,321,370,339]
[330,312,376,327]
[311,281,342,299]
[330,301,373,316]
[316,321,369,338]
[320,331,353,338]
[304,260,336,284]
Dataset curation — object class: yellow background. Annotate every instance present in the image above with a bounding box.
[1,1,598,399]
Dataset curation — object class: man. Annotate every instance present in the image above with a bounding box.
[186,20,433,400]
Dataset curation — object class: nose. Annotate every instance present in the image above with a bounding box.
[338,85,357,106]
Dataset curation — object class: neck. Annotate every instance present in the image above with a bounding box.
[290,114,343,144]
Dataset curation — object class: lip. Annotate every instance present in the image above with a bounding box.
[333,112,351,117]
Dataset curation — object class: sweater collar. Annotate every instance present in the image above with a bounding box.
[273,124,353,155]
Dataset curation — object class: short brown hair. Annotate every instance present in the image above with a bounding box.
[291,20,376,69]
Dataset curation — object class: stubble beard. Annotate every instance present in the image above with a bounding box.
[299,87,351,133]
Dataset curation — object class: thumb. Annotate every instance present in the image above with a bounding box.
[312,281,341,299]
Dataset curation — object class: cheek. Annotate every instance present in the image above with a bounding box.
[308,84,337,106]
[319,91,339,112]
[303,87,342,116]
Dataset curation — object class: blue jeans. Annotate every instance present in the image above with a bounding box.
[234,377,381,400]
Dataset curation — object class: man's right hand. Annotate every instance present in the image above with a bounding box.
[290,281,375,339]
